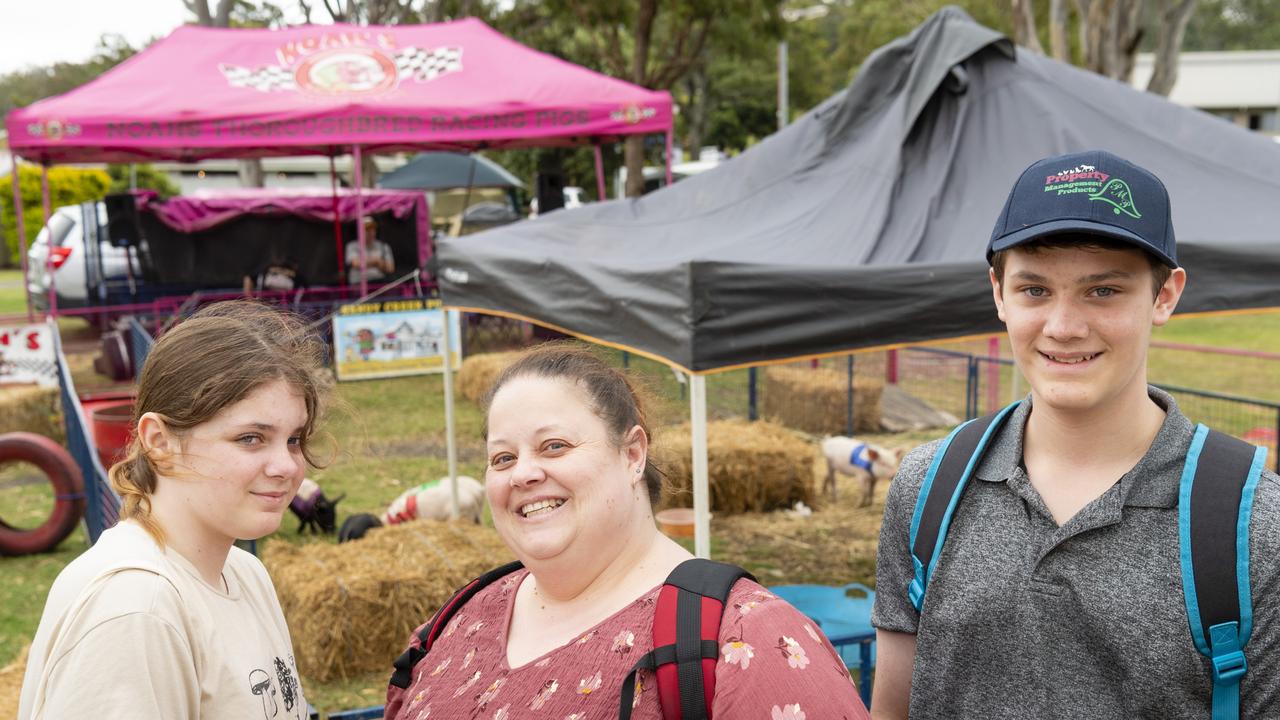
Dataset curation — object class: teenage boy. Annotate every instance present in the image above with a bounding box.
[870,150,1279,719]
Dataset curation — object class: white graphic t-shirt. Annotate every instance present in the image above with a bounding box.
[18,521,307,720]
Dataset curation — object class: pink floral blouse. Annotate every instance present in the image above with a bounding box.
[386,568,870,720]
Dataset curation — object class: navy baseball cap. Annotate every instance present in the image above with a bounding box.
[987,150,1177,267]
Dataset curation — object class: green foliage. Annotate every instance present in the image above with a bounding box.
[106,164,180,199]
[227,0,288,27]
[0,165,110,267]
[1182,0,1280,50]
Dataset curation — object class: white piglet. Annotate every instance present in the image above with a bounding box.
[819,437,905,507]
[381,475,486,524]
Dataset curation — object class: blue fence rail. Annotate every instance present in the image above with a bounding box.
[53,323,119,543]
[127,316,155,373]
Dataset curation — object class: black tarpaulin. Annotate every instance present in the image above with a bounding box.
[436,6,1280,373]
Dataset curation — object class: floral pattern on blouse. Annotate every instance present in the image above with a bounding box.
[385,568,869,719]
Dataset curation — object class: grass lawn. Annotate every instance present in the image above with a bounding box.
[1156,309,1280,353]
[0,269,27,316]
[2,309,1279,716]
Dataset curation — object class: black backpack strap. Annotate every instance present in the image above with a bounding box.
[618,558,754,720]
[907,401,1020,611]
[389,560,524,689]
[1178,425,1268,720]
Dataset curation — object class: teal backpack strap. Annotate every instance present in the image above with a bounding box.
[1178,425,1268,720]
[907,401,1021,612]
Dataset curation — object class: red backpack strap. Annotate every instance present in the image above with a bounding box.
[388,560,523,690]
[618,559,754,720]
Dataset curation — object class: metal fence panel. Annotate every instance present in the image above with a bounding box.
[127,316,155,375]
[54,330,119,543]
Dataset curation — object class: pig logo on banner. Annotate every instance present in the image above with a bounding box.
[219,30,462,96]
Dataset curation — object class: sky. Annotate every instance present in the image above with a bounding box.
[1,0,311,76]
[0,0,516,77]
[1,0,191,75]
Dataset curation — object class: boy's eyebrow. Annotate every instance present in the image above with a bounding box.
[1077,270,1134,284]
[1009,270,1050,283]
[1008,269,1134,284]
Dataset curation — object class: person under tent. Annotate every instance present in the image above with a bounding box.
[345,217,396,288]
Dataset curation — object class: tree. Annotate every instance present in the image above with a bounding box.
[298,0,493,23]
[1180,0,1280,50]
[184,0,236,26]
[518,1,781,197]
[0,166,111,267]
[106,165,181,199]
[1013,0,1200,96]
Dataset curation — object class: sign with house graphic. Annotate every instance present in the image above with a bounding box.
[332,297,461,381]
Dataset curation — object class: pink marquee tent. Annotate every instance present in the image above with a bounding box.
[6,18,673,303]
[5,18,672,163]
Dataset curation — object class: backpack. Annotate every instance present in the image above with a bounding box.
[907,402,1269,720]
[387,558,754,720]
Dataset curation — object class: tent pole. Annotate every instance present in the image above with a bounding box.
[593,144,607,201]
[40,164,56,317]
[11,159,32,322]
[664,129,674,186]
[353,146,368,298]
[331,153,344,287]
[690,373,710,559]
[442,307,460,517]
[457,154,477,235]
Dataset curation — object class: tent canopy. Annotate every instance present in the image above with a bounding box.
[5,19,671,164]
[380,151,524,190]
[435,7,1280,374]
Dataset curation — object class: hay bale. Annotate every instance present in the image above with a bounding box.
[0,385,62,442]
[0,644,28,720]
[456,351,521,405]
[265,520,513,682]
[761,366,883,435]
[656,419,813,515]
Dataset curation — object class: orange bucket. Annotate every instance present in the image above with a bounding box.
[655,508,698,538]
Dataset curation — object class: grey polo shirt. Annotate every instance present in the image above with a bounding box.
[872,387,1280,719]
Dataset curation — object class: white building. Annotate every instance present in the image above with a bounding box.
[153,154,406,194]
[1132,50,1280,134]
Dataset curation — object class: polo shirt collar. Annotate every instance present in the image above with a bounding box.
[974,386,1193,509]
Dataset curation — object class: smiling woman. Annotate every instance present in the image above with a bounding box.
[17,301,331,720]
[383,344,870,720]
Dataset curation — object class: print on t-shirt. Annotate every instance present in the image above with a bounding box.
[249,655,304,719]
[276,655,301,714]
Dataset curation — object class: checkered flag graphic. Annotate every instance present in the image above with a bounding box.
[395,46,463,82]
[219,63,298,93]
[0,356,57,384]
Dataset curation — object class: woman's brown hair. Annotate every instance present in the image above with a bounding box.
[484,343,667,505]
[109,301,331,543]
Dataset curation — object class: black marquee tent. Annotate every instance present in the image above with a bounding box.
[435,6,1280,375]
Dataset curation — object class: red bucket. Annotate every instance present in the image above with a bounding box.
[81,391,137,470]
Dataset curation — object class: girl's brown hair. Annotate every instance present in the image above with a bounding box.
[484,343,667,505]
[109,301,331,542]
